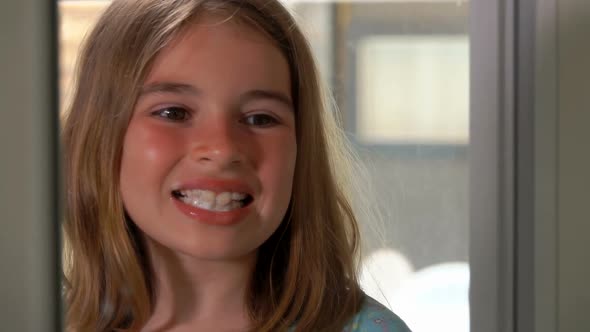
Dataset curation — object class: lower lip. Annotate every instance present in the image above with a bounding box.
[172,197,251,226]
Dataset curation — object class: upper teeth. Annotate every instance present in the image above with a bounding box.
[177,189,248,212]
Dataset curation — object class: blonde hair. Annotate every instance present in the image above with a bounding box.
[62,0,363,331]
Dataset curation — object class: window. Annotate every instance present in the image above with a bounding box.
[59,1,471,331]
[289,2,470,331]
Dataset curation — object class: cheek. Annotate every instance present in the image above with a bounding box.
[124,125,177,164]
[120,122,184,196]
[259,135,297,203]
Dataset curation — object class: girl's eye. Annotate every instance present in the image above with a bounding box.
[152,107,190,122]
[242,113,278,127]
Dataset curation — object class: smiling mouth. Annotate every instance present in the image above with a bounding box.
[171,189,253,212]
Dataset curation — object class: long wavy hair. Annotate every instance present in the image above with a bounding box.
[62,0,364,331]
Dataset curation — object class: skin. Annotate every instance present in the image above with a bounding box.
[119,16,296,331]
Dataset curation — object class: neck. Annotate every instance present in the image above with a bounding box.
[142,237,255,331]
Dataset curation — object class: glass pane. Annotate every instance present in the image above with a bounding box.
[291,1,470,331]
[59,1,470,331]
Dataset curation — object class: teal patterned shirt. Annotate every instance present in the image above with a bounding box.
[288,295,411,331]
[342,295,411,332]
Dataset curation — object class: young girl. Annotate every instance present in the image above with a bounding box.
[62,0,411,331]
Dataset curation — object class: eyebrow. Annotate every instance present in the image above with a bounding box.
[239,89,293,111]
[140,82,200,96]
[139,82,293,111]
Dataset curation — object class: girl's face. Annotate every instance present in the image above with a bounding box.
[120,18,296,261]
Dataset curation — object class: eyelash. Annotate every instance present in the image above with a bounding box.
[241,113,280,127]
[151,106,190,122]
[151,106,280,127]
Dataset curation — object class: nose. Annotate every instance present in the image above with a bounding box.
[189,116,245,169]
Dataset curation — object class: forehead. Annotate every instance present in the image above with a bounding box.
[143,15,291,93]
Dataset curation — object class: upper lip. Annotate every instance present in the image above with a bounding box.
[172,178,255,196]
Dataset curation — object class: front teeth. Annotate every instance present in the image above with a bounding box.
[216,192,232,206]
[176,189,248,212]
